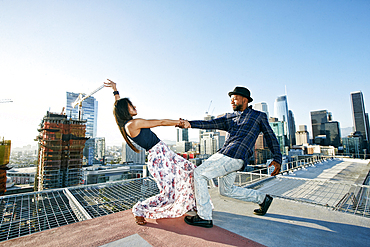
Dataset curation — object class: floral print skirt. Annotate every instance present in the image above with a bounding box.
[132,141,197,219]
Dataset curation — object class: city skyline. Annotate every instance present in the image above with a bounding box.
[1,1,370,148]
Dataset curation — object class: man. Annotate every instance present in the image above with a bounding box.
[180,86,282,228]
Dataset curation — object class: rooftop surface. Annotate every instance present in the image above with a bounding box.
[1,157,370,246]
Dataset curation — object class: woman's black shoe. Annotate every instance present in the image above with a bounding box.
[184,214,213,228]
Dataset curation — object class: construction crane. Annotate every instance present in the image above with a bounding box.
[205,100,212,115]
[72,84,105,121]
[0,99,13,103]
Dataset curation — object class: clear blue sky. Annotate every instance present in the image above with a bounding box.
[1,0,370,148]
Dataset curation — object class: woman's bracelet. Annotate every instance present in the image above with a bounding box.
[113,91,119,95]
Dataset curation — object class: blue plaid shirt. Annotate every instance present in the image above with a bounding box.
[190,107,282,166]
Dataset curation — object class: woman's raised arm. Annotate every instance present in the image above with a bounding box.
[104,79,120,101]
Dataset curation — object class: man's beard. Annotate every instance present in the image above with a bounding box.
[233,104,243,111]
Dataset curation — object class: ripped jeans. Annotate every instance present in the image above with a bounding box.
[194,153,266,220]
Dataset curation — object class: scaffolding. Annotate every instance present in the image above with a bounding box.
[0,139,11,196]
[35,112,88,191]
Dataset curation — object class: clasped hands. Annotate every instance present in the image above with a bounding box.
[176,118,191,128]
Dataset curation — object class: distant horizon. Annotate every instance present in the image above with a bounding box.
[9,126,355,150]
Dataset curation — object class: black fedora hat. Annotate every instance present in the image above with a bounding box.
[228,86,253,103]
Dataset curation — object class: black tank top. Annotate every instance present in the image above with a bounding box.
[130,128,160,151]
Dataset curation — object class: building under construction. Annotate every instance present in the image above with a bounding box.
[35,112,88,191]
[0,138,11,195]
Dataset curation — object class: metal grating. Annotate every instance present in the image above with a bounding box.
[0,177,159,242]
[246,176,370,218]
[69,178,159,218]
[0,190,80,241]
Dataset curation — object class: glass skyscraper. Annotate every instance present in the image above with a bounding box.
[288,110,296,146]
[310,110,341,147]
[269,119,288,155]
[177,128,189,142]
[254,102,269,119]
[274,95,294,146]
[122,142,145,164]
[350,91,369,142]
[66,92,98,138]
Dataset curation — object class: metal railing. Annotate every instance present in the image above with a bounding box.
[245,176,370,218]
[0,177,159,242]
[235,155,331,187]
[234,157,370,218]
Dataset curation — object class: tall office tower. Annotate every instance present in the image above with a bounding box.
[122,142,145,164]
[66,92,98,138]
[254,133,273,165]
[295,125,309,145]
[274,95,290,146]
[176,141,192,153]
[254,102,269,119]
[342,133,362,156]
[200,132,225,155]
[255,133,267,149]
[177,128,189,142]
[350,91,369,149]
[198,114,226,155]
[310,110,341,147]
[176,128,191,152]
[198,114,216,140]
[288,110,296,146]
[83,137,105,165]
[35,112,87,191]
[83,138,95,166]
[269,117,288,155]
[95,137,106,162]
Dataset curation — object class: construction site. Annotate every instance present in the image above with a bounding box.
[35,112,88,191]
[0,139,11,196]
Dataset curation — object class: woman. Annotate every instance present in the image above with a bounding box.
[104,79,196,225]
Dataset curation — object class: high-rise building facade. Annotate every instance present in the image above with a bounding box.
[66,92,98,138]
[350,91,369,150]
[95,137,105,162]
[342,134,362,157]
[122,142,146,164]
[177,128,189,142]
[254,133,273,165]
[269,117,288,155]
[288,110,296,146]
[176,128,192,152]
[35,112,87,191]
[295,125,309,146]
[196,114,227,156]
[274,95,291,146]
[176,141,192,153]
[274,96,289,124]
[254,102,269,119]
[200,132,225,155]
[310,110,341,147]
[83,138,95,165]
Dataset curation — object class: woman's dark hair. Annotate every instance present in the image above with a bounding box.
[113,98,139,153]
